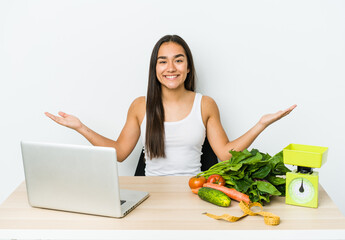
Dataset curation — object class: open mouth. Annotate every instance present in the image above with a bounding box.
[164,75,179,79]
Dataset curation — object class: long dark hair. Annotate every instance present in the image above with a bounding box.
[145,35,196,159]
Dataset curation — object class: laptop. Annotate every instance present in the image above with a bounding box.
[20,141,149,218]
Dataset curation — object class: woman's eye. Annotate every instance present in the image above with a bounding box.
[176,59,183,63]
[158,61,166,64]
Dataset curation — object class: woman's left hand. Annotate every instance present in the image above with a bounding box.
[259,104,297,128]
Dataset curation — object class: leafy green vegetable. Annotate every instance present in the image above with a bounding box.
[266,175,286,186]
[255,181,281,196]
[229,163,243,171]
[275,184,286,196]
[240,152,263,165]
[197,149,291,204]
[251,165,271,179]
[231,176,253,193]
[272,162,291,175]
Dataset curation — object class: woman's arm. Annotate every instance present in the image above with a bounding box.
[202,96,296,161]
[45,97,145,162]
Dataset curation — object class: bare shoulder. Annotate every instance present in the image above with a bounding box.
[201,95,220,124]
[202,95,217,105]
[128,96,146,124]
[201,95,219,113]
[131,96,146,106]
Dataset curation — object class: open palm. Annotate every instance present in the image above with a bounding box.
[45,111,83,130]
[259,104,297,127]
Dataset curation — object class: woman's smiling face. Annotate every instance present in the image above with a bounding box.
[156,42,190,91]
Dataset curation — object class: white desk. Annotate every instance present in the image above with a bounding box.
[1,176,345,239]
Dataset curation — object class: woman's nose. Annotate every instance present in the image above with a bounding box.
[167,61,176,72]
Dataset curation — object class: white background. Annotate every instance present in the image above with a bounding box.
[1,0,344,216]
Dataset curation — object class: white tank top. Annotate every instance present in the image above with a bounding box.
[140,93,206,176]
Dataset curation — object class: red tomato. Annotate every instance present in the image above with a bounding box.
[207,174,225,186]
[188,176,206,189]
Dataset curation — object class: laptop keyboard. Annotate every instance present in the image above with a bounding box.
[120,200,126,205]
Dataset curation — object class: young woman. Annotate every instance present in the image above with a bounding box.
[45,35,296,176]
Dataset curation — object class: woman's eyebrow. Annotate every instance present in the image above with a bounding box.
[157,54,186,60]
[174,54,185,58]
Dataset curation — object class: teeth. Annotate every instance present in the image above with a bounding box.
[165,75,177,79]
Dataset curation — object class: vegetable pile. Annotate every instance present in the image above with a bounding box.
[197,149,290,204]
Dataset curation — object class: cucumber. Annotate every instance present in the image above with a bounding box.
[198,187,231,207]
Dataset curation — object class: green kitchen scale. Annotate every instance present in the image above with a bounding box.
[283,144,328,208]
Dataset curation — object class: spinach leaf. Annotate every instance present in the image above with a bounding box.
[268,151,284,169]
[256,181,281,196]
[261,152,272,161]
[228,163,243,171]
[250,149,259,155]
[229,149,252,164]
[229,167,246,180]
[246,162,268,173]
[275,184,286,196]
[272,162,291,175]
[258,191,271,203]
[266,175,286,185]
[231,176,254,193]
[248,189,260,203]
[251,164,271,179]
[240,152,263,165]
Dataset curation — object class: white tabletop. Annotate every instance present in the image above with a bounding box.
[1,176,345,239]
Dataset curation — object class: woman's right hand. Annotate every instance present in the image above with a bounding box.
[45,111,83,131]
